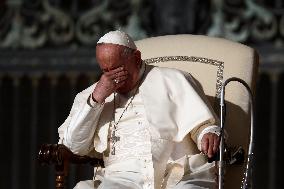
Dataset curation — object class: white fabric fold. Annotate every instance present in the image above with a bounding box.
[58,88,104,155]
[59,64,219,156]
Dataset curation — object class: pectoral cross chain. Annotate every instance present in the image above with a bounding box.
[111,130,120,155]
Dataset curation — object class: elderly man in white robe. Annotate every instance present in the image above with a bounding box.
[58,30,221,189]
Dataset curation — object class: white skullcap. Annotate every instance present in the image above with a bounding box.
[97,30,137,50]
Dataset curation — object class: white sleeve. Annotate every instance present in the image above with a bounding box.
[59,94,104,155]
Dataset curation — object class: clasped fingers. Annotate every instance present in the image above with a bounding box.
[201,133,220,158]
[92,67,129,103]
[104,66,128,78]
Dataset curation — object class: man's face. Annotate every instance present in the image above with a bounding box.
[96,43,141,93]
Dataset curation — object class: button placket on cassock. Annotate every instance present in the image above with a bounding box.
[104,92,155,189]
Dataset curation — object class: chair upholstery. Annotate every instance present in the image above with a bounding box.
[135,34,259,189]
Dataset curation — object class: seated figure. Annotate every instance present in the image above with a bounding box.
[58,30,221,189]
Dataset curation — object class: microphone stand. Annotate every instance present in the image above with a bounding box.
[218,77,255,189]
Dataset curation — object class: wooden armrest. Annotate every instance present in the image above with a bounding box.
[38,144,104,189]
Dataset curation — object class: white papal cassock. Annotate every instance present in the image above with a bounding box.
[58,63,220,189]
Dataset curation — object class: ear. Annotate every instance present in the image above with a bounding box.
[134,50,142,67]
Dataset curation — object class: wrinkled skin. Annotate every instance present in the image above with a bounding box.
[92,43,142,104]
[201,132,220,158]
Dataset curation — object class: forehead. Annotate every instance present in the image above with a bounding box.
[96,44,126,69]
[96,43,125,57]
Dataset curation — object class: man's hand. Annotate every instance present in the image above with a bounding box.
[201,133,220,158]
[92,66,128,103]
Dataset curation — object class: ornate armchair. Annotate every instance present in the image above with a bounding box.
[38,34,259,189]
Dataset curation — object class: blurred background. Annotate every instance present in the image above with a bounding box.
[0,0,283,188]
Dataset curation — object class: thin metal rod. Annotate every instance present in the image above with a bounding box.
[218,77,255,189]
[218,81,225,189]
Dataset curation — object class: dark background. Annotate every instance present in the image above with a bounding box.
[0,0,283,188]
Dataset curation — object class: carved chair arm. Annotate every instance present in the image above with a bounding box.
[38,144,104,189]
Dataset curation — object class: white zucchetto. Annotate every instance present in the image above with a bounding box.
[97,30,137,50]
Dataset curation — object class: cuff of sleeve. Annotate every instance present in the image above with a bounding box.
[87,94,104,108]
[197,125,221,151]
